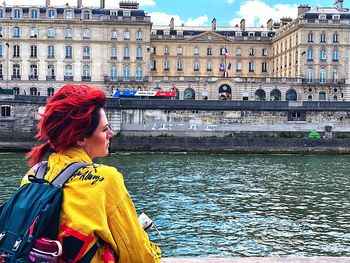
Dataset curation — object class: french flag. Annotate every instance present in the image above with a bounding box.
[224,47,228,58]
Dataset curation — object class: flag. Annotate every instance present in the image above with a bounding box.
[224,46,228,58]
[224,71,228,78]
[219,62,225,71]
[228,63,232,70]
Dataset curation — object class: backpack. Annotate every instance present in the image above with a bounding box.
[0,162,103,263]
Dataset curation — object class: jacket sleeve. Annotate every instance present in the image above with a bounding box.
[103,167,161,262]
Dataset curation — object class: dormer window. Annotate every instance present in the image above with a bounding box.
[319,14,326,20]
[65,10,74,19]
[83,10,91,20]
[164,30,170,35]
[13,9,21,19]
[332,15,340,20]
[123,11,131,17]
[177,31,183,35]
[151,30,157,35]
[47,9,55,18]
[0,9,3,18]
[249,32,254,37]
[31,9,38,19]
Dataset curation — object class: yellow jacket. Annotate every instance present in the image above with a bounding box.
[21,147,161,263]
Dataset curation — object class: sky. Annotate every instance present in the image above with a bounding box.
[2,0,340,27]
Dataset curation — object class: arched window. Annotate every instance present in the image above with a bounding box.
[319,91,326,101]
[82,65,90,77]
[308,95,312,101]
[255,89,266,101]
[218,84,232,100]
[184,88,195,100]
[65,10,74,19]
[13,87,20,95]
[13,26,20,38]
[47,9,55,18]
[30,87,37,96]
[270,89,281,101]
[31,9,38,19]
[307,32,313,42]
[333,32,339,43]
[286,89,297,101]
[320,32,326,43]
[110,65,117,80]
[47,87,54,96]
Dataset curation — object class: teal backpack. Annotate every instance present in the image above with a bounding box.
[0,162,103,262]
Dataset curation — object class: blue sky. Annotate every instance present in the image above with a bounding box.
[5,0,339,27]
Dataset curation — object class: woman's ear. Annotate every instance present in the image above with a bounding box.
[77,138,86,148]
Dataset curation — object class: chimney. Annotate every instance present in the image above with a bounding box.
[169,17,174,30]
[266,18,273,30]
[240,18,245,31]
[119,1,139,9]
[46,0,51,7]
[297,5,311,16]
[77,0,82,8]
[100,0,105,9]
[335,0,344,11]
[280,17,292,26]
[212,18,216,31]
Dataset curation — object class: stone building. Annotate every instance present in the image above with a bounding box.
[0,0,349,102]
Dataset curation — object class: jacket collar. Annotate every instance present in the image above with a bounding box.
[59,147,93,164]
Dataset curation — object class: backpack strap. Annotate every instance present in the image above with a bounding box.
[51,162,87,187]
[77,237,105,263]
[35,161,49,179]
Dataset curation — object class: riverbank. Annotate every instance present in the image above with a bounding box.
[1,137,350,154]
[163,258,350,263]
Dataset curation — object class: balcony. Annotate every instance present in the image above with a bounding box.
[104,76,149,83]
[64,76,73,81]
[136,57,143,60]
[302,78,345,85]
[123,56,130,60]
[46,75,56,81]
[82,76,91,82]
[83,56,90,60]
[11,75,21,80]
[28,75,38,80]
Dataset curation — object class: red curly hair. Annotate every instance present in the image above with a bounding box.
[26,84,106,166]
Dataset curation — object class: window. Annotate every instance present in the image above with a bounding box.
[30,45,37,58]
[194,47,199,55]
[249,48,254,56]
[307,32,313,42]
[110,65,117,80]
[111,47,117,59]
[236,47,241,56]
[13,87,19,95]
[123,66,130,80]
[111,30,117,40]
[262,62,267,73]
[47,64,55,78]
[236,62,242,72]
[249,62,254,72]
[123,11,131,17]
[319,14,326,20]
[306,69,313,83]
[163,60,169,71]
[12,64,20,79]
[176,47,183,55]
[13,27,20,38]
[0,45,2,58]
[123,46,130,60]
[123,31,130,40]
[320,49,326,62]
[30,87,37,96]
[262,48,267,56]
[65,46,72,59]
[150,60,156,70]
[194,61,199,71]
[0,27,2,37]
[176,60,183,71]
[82,65,90,77]
[13,9,21,19]
[65,10,74,19]
[47,87,54,96]
[31,9,38,19]
[333,32,339,43]
[83,46,90,59]
[307,48,313,61]
[207,48,212,55]
[13,45,20,58]
[0,64,3,77]
[29,64,38,79]
[319,91,326,101]
[47,45,54,58]
[82,28,90,39]
[47,9,55,18]
[333,50,339,62]
[0,9,3,18]
[30,27,38,38]
[47,27,55,38]
[83,10,90,20]
[320,32,326,43]
[136,30,142,40]
[164,47,170,55]
[207,61,212,71]
[136,66,142,81]
[332,68,339,81]
[65,27,73,39]
[319,68,326,83]
[1,106,11,117]
[65,65,73,76]
[136,47,142,60]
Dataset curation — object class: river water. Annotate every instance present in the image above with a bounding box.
[0,152,349,257]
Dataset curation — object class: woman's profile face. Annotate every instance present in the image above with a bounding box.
[82,108,114,159]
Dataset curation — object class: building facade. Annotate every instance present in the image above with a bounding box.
[0,0,349,102]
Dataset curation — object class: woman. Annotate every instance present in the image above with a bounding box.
[23,84,161,262]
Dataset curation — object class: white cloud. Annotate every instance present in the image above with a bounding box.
[184,15,208,26]
[229,0,298,27]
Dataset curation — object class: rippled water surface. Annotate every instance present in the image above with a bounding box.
[1,153,350,257]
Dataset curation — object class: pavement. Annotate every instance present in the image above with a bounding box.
[162,258,350,263]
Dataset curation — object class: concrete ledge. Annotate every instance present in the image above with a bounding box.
[162,258,349,263]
